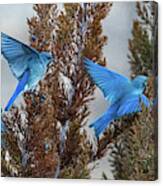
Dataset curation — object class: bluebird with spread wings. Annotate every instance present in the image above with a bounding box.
[1,33,53,111]
[83,57,150,138]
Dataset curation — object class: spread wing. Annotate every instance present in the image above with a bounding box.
[117,94,150,117]
[1,32,39,79]
[83,57,131,104]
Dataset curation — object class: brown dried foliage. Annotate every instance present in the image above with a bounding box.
[1,3,113,178]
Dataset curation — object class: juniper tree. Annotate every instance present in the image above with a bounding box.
[1,3,113,178]
[107,1,158,180]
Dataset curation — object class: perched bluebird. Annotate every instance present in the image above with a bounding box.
[1,33,53,111]
[83,57,150,137]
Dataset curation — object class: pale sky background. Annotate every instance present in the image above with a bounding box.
[0,2,137,179]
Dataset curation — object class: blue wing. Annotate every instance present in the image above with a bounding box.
[83,57,131,103]
[4,70,30,111]
[1,32,39,80]
[117,94,150,117]
[89,103,118,137]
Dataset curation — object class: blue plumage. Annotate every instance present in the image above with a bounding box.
[1,32,53,111]
[83,57,150,137]
[5,70,30,111]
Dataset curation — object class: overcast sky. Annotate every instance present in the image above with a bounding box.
[0,2,137,179]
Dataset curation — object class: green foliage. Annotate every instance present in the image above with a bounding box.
[128,2,158,77]
[107,1,158,180]
[128,20,152,76]
[109,104,157,180]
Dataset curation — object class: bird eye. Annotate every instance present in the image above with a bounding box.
[47,56,52,60]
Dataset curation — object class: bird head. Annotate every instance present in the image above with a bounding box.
[40,51,53,66]
[132,75,148,92]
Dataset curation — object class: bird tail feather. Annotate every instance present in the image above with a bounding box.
[5,70,29,111]
[89,105,117,137]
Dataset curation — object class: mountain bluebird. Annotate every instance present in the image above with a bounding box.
[1,32,53,111]
[83,57,150,137]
